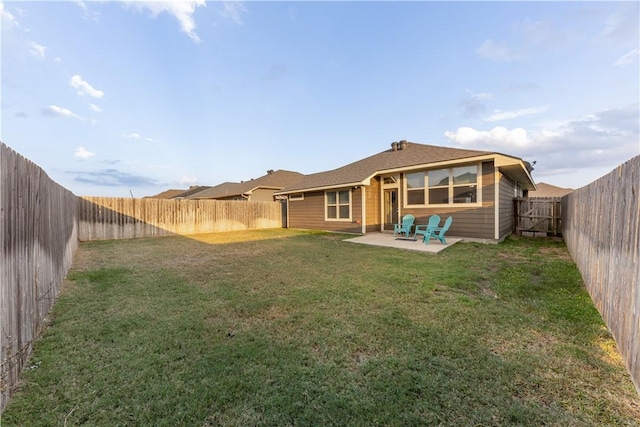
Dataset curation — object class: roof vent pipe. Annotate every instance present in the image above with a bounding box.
[391,142,398,151]
[399,140,408,150]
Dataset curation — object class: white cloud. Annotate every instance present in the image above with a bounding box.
[221,1,246,25]
[121,0,206,43]
[74,146,95,160]
[444,126,531,150]
[485,106,548,122]
[476,39,524,62]
[29,41,46,59]
[70,75,104,98]
[179,176,198,186]
[445,104,639,180]
[613,48,640,66]
[0,2,18,28]
[44,105,83,120]
[89,103,102,112]
[124,132,141,139]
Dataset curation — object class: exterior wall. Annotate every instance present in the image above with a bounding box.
[400,161,496,240]
[365,177,381,233]
[250,188,276,202]
[288,188,362,233]
[498,172,517,240]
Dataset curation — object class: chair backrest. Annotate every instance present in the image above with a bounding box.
[402,214,415,228]
[438,216,453,234]
[427,215,441,229]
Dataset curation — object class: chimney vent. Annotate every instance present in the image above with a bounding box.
[391,142,398,151]
[399,140,408,150]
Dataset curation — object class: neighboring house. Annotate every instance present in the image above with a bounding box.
[188,169,304,202]
[145,189,187,199]
[275,141,537,241]
[170,186,213,199]
[527,182,573,198]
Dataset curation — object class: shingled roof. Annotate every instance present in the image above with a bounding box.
[277,142,502,194]
[189,170,304,199]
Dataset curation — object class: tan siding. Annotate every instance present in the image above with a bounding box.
[365,178,381,232]
[499,173,517,239]
[288,189,361,233]
[401,161,496,240]
[250,188,276,202]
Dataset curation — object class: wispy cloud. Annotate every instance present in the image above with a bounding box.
[0,2,18,28]
[221,1,246,25]
[74,146,95,160]
[123,132,154,142]
[459,91,493,118]
[68,168,160,187]
[179,176,198,186]
[120,0,206,43]
[70,75,104,98]
[476,39,524,62]
[485,106,548,122]
[43,105,83,120]
[613,48,639,67]
[89,103,102,112]
[29,41,46,59]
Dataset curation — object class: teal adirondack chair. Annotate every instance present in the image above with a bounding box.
[413,215,441,240]
[424,216,453,245]
[393,214,415,238]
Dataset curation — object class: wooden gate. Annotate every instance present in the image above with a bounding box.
[514,197,562,236]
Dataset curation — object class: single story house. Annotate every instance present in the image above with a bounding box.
[527,182,573,198]
[275,141,537,241]
[187,169,304,202]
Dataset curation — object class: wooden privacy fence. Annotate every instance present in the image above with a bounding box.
[562,155,640,395]
[78,197,284,241]
[514,197,562,236]
[0,142,79,413]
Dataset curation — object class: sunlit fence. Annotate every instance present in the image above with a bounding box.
[78,197,283,241]
[562,155,640,395]
[0,142,79,412]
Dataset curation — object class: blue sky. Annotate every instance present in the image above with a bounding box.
[2,1,638,197]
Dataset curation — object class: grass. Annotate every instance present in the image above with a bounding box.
[3,229,639,426]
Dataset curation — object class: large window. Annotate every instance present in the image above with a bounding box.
[325,189,351,220]
[406,165,479,206]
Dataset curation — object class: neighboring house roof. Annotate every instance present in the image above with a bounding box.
[528,182,573,198]
[171,185,213,199]
[189,170,304,199]
[276,141,536,194]
[145,189,187,199]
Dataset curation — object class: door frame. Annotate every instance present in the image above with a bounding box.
[381,174,400,232]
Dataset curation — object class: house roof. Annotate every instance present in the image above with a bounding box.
[145,189,187,199]
[171,185,213,199]
[528,182,573,198]
[189,170,304,199]
[276,141,536,194]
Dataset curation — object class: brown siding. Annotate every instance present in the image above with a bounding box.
[288,189,362,233]
[499,172,517,239]
[401,161,496,240]
[365,178,381,232]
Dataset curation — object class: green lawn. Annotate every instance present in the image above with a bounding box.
[3,229,639,426]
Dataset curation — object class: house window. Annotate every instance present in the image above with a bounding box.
[406,165,479,206]
[325,189,351,220]
[289,193,304,201]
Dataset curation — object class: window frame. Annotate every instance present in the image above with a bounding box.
[289,193,304,201]
[325,189,352,221]
[403,163,482,207]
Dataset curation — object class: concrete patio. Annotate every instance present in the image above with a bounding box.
[343,232,462,253]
